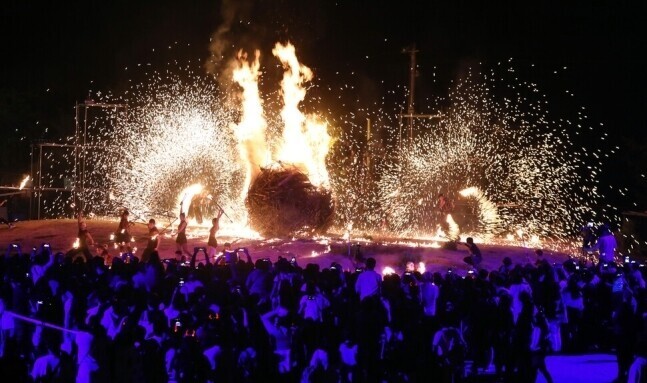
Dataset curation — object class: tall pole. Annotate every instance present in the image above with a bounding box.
[74,102,79,215]
[404,44,418,144]
[366,118,371,170]
[29,144,33,219]
[38,144,43,220]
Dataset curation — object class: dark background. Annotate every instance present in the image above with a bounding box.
[1,0,646,213]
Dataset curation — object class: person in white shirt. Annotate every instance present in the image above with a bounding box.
[420,272,439,317]
[355,258,382,301]
[586,224,617,264]
[298,285,330,323]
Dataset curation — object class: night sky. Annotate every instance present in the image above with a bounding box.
[1,0,646,209]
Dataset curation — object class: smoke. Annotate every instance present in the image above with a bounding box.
[205,0,328,94]
[205,0,254,90]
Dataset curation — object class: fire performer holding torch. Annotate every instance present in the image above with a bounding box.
[114,209,132,245]
[207,208,225,261]
[73,212,94,262]
[175,209,192,259]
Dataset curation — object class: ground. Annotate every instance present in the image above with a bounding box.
[1,218,570,275]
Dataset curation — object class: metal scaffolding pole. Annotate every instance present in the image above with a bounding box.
[31,101,127,219]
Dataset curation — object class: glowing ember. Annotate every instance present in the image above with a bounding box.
[373,63,606,250]
[18,175,30,190]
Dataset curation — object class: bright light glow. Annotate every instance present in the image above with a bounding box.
[459,187,501,236]
[45,42,608,255]
[273,42,331,188]
[382,266,396,276]
[18,175,30,190]
[446,214,460,240]
[231,50,270,200]
[176,184,204,218]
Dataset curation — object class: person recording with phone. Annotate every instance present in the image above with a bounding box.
[30,244,54,285]
[189,247,210,268]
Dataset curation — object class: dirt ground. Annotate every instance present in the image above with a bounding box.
[0,219,570,275]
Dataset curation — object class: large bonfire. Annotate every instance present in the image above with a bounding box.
[231,42,334,237]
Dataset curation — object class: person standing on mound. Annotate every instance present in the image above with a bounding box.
[462,237,482,269]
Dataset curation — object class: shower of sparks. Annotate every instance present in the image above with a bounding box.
[373,65,607,249]
[37,44,627,253]
[61,67,248,227]
[446,214,460,240]
[177,183,204,217]
[110,75,243,224]
[459,187,502,238]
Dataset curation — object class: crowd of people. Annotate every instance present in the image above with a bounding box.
[0,218,646,383]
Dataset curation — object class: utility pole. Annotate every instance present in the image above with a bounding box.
[399,44,441,150]
[404,44,418,143]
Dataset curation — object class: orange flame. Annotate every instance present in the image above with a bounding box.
[272,42,331,187]
[231,50,270,199]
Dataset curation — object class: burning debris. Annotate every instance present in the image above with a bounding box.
[246,163,334,237]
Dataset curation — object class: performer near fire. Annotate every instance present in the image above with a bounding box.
[175,212,192,259]
[74,212,94,262]
[437,193,454,215]
[114,209,131,245]
[437,193,455,237]
[207,208,225,260]
[141,219,160,263]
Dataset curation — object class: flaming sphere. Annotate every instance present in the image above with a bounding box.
[245,164,334,237]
